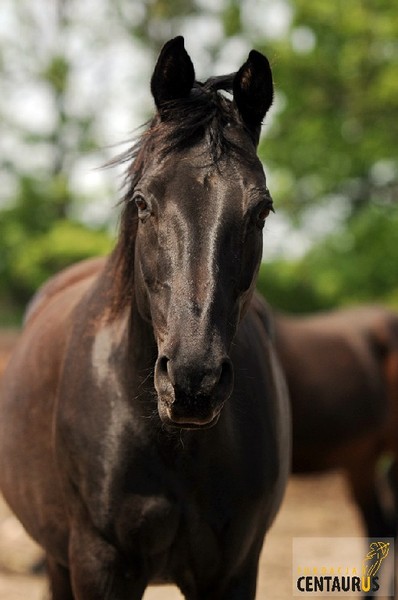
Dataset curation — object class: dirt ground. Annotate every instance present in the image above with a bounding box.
[0,331,364,599]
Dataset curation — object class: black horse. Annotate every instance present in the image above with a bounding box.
[0,37,290,599]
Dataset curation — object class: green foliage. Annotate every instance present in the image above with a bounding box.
[223,0,242,38]
[2,175,72,234]
[304,203,398,307]
[253,1,398,313]
[0,175,112,310]
[1,0,397,322]
[259,0,398,218]
[11,220,112,300]
[43,55,70,96]
[256,260,332,314]
[0,2,115,321]
[257,203,398,313]
[113,0,199,50]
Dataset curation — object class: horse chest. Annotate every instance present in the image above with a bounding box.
[108,458,228,583]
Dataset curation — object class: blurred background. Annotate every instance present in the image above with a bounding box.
[1,0,397,324]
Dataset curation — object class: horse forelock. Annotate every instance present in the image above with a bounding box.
[114,73,247,192]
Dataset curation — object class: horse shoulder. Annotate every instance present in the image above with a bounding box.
[24,256,106,325]
[0,271,103,559]
[1,269,101,464]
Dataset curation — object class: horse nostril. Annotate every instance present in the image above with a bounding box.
[218,359,234,395]
[157,355,169,374]
[157,355,176,385]
[156,354,233,402]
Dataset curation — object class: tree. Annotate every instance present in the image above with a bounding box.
[257,200,398,313]
[256,0,398,220]
[0,0,212,318]
[2,0,397,318]
[0,0,114,315]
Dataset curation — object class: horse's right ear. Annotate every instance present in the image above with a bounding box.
[151,36,195,113]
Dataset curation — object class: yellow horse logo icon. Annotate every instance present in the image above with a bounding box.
[362,541,390,578]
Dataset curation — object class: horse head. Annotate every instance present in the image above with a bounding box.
[119,37,274,428]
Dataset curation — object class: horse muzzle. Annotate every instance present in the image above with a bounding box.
[154,355,234,429]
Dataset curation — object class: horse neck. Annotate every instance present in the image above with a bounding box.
[88,253,157,392]
[127,301,158,380]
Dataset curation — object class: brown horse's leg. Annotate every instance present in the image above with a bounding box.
[46,556,74,600]
[190,550,260,600]
[387,460,398,530]
[68,525,147,600]
[383,342,398,534]
[347,458,395,539]
[347,461,396,599]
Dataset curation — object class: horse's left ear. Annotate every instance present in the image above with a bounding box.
[233,50,274,138]
[151,36,195,113]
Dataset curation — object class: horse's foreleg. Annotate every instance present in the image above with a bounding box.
[189,552,260,600]
[347,454,395,538]
[386,459,398,532]
[68,525,147,600]
[46,556,74,600]
[347,460,396,599]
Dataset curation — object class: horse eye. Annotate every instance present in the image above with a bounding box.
[256,201,274,229]
[258,208,270,222]
[134,195,148,212]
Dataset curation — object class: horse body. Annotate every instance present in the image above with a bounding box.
[1,257,288,599]
[0,38,290,600]
[274,306,398,539]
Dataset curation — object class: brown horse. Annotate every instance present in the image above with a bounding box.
[0,37,290,599]
[273,306,398,542]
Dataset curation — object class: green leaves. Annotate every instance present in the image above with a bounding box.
[1,0,397,320]
[260,0,398,216]
[42,55,70,96]
[11,220,112,299]
[0,175,112,307]
[257,203,398,313]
